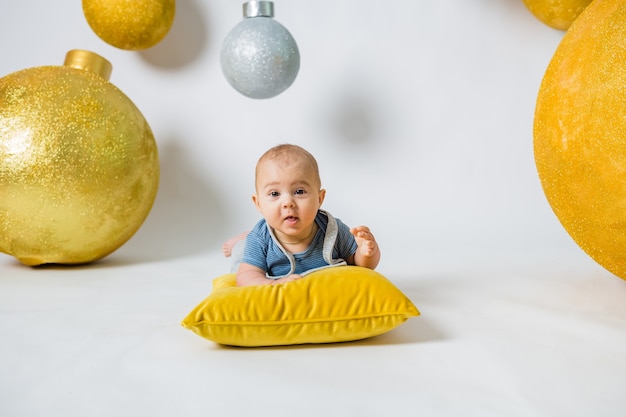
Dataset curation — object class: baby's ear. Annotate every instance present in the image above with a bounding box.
[318,189,326,206]
[252,194,261,211]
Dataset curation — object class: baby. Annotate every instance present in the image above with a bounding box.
[223,144,380,286]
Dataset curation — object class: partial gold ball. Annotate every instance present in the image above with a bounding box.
[0,51,159,266]
[522,0,592,31]
[83,0,175,50]
[534,0,626,279]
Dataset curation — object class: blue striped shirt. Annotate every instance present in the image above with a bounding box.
[242,210,357,278]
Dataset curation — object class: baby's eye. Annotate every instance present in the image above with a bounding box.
[269,191,280,197]
[294,189,306,195]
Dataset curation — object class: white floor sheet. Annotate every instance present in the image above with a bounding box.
[1,249,625,417]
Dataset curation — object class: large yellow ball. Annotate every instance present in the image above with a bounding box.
[83,0,175,50]
[522,0,593,30]
[534,0,626,280]
[0,51,159,266]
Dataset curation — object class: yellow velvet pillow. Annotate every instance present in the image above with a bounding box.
[181,266,420,347]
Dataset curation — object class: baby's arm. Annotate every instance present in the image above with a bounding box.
[350,226,381,270]
[236,262,301,287]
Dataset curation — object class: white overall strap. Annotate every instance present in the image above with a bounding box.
[267,224,296,278]
[319,209,346,266]
[298,210,347,277]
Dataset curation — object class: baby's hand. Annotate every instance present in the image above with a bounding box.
[271,274,302,285]
[351,226,378,258]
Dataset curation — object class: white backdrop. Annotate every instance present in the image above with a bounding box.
[2,2,625,417]
[0,0,579,265]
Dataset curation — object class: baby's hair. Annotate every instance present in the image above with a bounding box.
[256,144,321,187]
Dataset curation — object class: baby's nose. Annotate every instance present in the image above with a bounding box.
[282,196,295,207]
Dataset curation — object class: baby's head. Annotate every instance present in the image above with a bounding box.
[253,144,325,239]
[255,144,321,192]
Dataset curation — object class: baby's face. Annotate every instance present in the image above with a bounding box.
[253,157,325,242]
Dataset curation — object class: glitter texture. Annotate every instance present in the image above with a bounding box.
[522,0,593,30]
[221,16,300,99]
[0,53,159,265]
[82,0,175,50]
[534,0,626,279]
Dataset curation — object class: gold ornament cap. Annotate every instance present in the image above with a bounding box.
[64,49,112,81]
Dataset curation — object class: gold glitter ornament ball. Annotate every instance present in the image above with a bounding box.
[83,0,175,50]
[534,0,626,280]
[0,50,159,266]
[522,0,592,30]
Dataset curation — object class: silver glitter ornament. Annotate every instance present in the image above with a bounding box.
[221,1,300,99]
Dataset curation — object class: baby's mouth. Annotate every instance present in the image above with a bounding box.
[284,215,298,224]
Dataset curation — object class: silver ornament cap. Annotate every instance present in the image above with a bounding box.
[243,1,274,18]
[221,1,300,99]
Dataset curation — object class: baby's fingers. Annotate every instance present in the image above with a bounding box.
[363,239,377,255]
[351,226,370,236]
